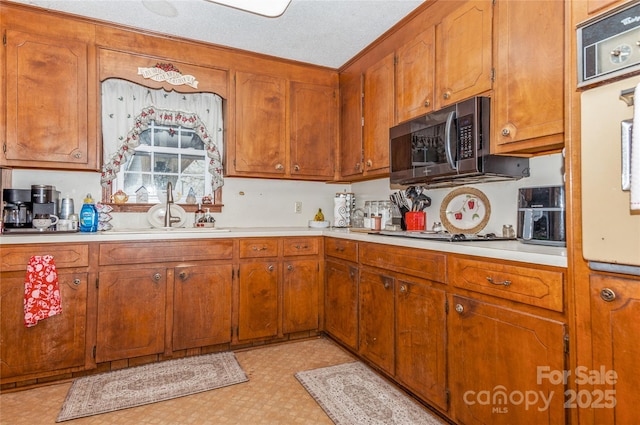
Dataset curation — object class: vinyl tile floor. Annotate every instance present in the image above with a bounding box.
[0,337,356,425]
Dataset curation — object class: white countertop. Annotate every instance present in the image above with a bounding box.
[0,226,567,268]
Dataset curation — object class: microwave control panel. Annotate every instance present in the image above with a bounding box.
[458,114,474,160]
[577,1,640,87]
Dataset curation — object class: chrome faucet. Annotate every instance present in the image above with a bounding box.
[164,181,180,228]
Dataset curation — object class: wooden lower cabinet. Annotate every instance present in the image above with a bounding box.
[96,267,167,363]
[237,261,280,341]
[324,258,359,350]
[283,259,319,334]
[173,264,232,351]
[0,270,88,380]
[358,268,395,375]
[395,277,447,411]
[449,294,567,425]
[589,273,640,424]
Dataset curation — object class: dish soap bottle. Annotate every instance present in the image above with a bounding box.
[79,193,98,232]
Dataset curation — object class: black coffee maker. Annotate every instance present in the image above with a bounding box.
[3,185,60,230]
[3,188,32,228]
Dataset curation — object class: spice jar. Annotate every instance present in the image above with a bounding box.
[502,224,515,238]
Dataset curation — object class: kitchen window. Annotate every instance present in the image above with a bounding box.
[100,78,224,211]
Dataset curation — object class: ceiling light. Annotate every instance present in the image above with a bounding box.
[205,0,291,17]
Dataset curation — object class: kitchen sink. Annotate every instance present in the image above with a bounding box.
[105,227,230,234]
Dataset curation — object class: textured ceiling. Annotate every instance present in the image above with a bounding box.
[8,0,425,68]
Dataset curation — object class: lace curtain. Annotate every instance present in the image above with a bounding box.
[100,78,224,190]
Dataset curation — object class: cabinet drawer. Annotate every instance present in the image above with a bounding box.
[100,239,233,265]
[1,243,89,271]
[449,257,564,312]
[239,238,279,258]
[283,237,319,256]
[360,242,446,284]
[324,237,357,262]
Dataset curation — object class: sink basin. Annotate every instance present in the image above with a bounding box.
[106,227,230,234]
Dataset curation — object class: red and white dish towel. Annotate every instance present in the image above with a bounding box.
[24,255,62,327]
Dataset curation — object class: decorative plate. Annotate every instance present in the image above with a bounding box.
[439,187,491,234]
[147,204,187,228]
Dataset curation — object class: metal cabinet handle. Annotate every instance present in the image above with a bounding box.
[486,276,512,286]
[275,163,284,171]
[399,284,407,293]
[268,265,275,272]
[294,164,300,171]
[424,100,430,107]
[336,246,345,252]
[349,266,357,280]
[179,271,187,280]
[153,273,162,281]
[287,264,293,271]
[73,152,82,159]
[295,244,309,250]
[73,278,81,286]
[502,128,511,136]
[252,246,268,251]
[443,91,451,100]
[383,278,392,290]
[600,288,616,302]
[354,162,361,171]
[455,303,464,313]
[366,159,373,167]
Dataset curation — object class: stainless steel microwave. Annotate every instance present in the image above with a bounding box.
[389,97,530,187]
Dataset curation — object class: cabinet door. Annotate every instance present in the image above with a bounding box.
[339,73,364,179]
[589,274,640,424]
[396,278,447,411]
[396,26,436,123]
[238,261,279,341]
[493,0,564,153]
[363,52,394,176]
[449,295,566,425]
[96,268,166,363]
[4,29,93,169]
[283,259,319,334]
[324,259,358,350]
[232,72,287,176]
[290,82,337,179]
[359,269,394,375]
[436,0,493,108]
[173,264,232,351]
[0,271,87,379]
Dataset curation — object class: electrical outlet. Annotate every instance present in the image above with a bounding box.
[294,201,302,214]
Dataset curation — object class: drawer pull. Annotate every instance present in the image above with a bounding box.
[73,278,81,286]
[486,276,512,286]
[295,244,309,249]
[179,271,187,280]
[287,264,293,271]
[153,273,162,282]
[335,246,345,252]
[455,304,464,314]
[600,288,616,302]
[268,265,275,272]
[252,246,268,251]
[399,284,407,293]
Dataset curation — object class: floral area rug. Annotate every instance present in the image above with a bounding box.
[56,352,248,422]
[295,361,446,425]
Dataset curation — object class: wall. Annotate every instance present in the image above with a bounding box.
[11,152,562,232]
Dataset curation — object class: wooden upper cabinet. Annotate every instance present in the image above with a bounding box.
[231,71,287,177]
[3,29,97,170]
[492,0,564,154]
[339,72,364,180]
[363,52,395,176]
[290,82,337,180]
[435,0,493,109]
[395,25,436,123]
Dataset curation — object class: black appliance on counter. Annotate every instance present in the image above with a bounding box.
[517,186,566,247]
[3,185,60,232]
[389,97,530,188]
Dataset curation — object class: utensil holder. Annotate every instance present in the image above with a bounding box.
[405,211,426,231]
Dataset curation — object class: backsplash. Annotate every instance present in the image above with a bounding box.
[9,153,563,231]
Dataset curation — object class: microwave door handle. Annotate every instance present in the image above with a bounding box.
[444,110,457,170]
[522,208,533,240]
[622,119,632,191]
